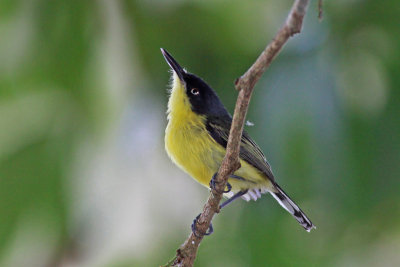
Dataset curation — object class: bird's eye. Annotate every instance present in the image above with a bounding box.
[191,88,199,95]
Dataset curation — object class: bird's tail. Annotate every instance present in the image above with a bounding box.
[270,183,316,232]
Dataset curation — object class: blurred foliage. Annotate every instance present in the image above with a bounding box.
[0,0,400,267]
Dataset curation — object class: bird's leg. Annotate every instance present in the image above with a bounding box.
[220,190,248,209]
[191,189,248,236]
[191,214,213,237]
[192,187,249,237]
[209,173,231,193]
[197,175,247,237]
[229,174,246,181]
[210,173,250,208]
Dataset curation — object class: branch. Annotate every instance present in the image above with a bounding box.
[318,0,323,21]
[166,1,310,266]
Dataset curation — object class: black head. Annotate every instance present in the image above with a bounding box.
[161,48,230,117]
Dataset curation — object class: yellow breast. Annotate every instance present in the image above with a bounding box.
[165,73,224,186]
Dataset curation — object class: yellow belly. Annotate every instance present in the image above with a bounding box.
[165,117,273,192]
[165,118,221,186]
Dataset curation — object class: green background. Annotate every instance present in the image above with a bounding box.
[0,0,399,266]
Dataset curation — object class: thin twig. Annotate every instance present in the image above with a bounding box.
[166,1,310,266]
[318,0,323,21]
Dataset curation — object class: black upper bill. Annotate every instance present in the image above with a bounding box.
[161,48,185,81]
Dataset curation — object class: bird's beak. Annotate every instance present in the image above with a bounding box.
[161,48,185,82]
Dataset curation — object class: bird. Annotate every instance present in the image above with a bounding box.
[161,48,315,233]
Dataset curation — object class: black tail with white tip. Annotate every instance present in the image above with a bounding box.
[271,183,316,232]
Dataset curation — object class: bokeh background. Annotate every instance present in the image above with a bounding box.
[1,0,400,266]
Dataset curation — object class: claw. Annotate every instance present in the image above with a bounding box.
[191,214,213,237]
[209,173,217,190]
[224,182,232,193]
[209,173,232,193]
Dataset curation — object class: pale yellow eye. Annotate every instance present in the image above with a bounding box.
[191,88,199,95]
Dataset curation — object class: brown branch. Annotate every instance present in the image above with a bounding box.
[166,1,310,266]
[318,0,323,21]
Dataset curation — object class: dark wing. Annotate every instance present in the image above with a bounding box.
[206,115,275,182]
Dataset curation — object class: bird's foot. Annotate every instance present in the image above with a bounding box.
[209,173,232,193]
[191,214,213,237]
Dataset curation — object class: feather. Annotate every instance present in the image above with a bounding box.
[205,115,275,182]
